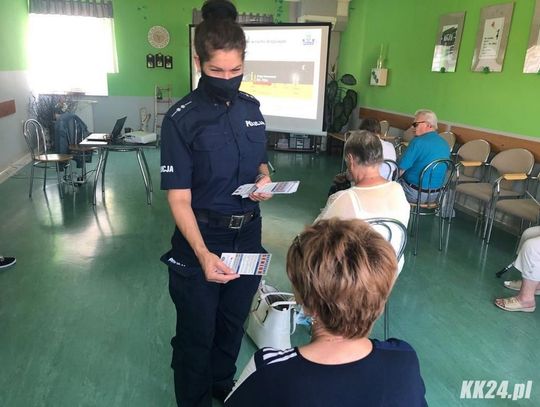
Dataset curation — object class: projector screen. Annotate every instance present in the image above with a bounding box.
[190,23,331,136]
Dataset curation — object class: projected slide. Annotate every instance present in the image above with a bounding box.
[241,61,314,99]
[242,28,322,121]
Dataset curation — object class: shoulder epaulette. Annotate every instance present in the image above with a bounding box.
[169,97,196,121]
[238,91,260,106]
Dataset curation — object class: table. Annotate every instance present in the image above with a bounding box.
[80,137,154,205]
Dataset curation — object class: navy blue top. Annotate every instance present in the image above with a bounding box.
[160,79,268,214]
[225,339,427,407]
[399,131,449,189]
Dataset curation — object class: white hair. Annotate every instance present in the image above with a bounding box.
[414,109,438,128]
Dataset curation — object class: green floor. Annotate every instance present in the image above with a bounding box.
[1,148,538,406]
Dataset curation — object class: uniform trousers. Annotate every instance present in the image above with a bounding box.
[167,216,262,407]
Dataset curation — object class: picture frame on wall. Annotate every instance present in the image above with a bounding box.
[431,12,466,72]
[471,2,514,72]
[524,0,540,73]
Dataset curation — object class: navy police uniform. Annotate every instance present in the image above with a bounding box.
[160,79,268,407]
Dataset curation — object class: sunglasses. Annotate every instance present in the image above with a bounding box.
[412,121,427,128]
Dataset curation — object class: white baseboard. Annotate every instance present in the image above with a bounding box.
[0,154,31,184]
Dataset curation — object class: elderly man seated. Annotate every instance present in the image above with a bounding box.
[398,109,450,203]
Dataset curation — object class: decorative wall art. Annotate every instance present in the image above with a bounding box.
[148,25,170,49]
[471,3,514,72]
[146,53,155,68]
[431,12,466,72]
[524,0,540,73]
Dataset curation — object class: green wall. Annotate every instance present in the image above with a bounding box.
[109,0,282,98]
[0,0,28,71]
[339,0,540,138]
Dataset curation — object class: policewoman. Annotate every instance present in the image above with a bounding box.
[159,1,272,406]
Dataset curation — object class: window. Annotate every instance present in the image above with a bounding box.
[28,13,118,96]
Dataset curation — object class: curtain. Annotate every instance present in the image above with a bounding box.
[29,0,113,18]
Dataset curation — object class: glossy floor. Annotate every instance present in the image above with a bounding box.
[0,149,538,406]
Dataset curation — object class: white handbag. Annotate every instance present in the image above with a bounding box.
[246,282,297,350]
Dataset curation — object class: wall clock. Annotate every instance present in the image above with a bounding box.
[148,25,170,49]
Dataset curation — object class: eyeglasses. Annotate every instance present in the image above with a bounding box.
[412,121,427,128]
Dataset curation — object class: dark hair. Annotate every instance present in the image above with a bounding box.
[194,0,246,65]
[287,219,397,338]
[343,130,383,166]
[359,117,381,135]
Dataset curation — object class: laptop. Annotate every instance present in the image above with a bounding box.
[86,117,127,142]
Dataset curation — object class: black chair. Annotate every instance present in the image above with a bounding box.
[408,159,456,256]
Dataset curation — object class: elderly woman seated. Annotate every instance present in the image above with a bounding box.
[317,131,409,272]
[225,219,427,406]
[495,226,540,312]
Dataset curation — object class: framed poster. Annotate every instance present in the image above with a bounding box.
[524,0,540,73]
[431,12,466,72]
[471,3,514,72]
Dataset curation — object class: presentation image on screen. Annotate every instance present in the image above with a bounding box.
[190,24,331,136]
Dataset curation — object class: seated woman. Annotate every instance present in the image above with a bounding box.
[328,118,397,196]
[317,131,409,271]
[225,219,427,406]
[495,226,540,312]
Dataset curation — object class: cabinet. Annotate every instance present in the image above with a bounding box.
[154,84,172,144]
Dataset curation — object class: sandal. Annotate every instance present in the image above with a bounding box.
[494,296,536,313]
[503,280,540,295]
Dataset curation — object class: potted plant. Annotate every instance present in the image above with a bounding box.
[325,67,358,133]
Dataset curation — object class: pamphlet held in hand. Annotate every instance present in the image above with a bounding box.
[221,253,272,275]
[232,181,300,198]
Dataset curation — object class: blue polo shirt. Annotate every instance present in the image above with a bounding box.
[160,81,268,214]
[399,131,450,189]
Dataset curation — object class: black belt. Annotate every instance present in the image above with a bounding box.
[405,181,442,193]
[194,209,257,229]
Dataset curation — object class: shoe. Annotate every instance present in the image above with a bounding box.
[503,280,540,295]
[0,256,16,269]
[494,296,536,313]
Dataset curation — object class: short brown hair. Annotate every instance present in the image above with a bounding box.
[287,218,397,338]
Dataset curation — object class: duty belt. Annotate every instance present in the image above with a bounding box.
[194,209,257,230]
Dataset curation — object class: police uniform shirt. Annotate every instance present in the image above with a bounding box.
[160,82,268,215]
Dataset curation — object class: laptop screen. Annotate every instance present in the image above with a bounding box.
[111,116,127,140]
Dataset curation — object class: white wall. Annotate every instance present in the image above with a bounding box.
[0,70,31,182]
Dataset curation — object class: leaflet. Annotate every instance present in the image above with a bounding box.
[232,181,300,198]
[220,253,272,275]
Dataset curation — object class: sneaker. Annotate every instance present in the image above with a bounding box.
[0,256,16,269]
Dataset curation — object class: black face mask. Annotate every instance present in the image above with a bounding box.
[199,72,243,102]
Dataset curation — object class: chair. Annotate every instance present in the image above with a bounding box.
[365,217,407,340]
[484,179,540,243]
[379,120,390,138]
[396,126,415,157]
[439,131,456,152]
[23,119,73,199]
[61,114,95,183]
[447,139,491,220]
[408,159,456,256]
[381,159,399,181]
[454,148,535,241]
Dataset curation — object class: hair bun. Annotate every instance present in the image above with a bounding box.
[202,0,238,22]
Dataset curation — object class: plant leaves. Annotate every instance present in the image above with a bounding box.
[340,74,357,86]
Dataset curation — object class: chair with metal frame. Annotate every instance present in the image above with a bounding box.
[408,159,456,256]
[23,119,73,199]
[365,217,407,340]
[62,113,96,184]
[439,131,456,152]
[454,148,534,241]
[381,158,399,181]
[484,177,540,244]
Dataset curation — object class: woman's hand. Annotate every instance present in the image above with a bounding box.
[249,174,273,202]
[199,250,240,284]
